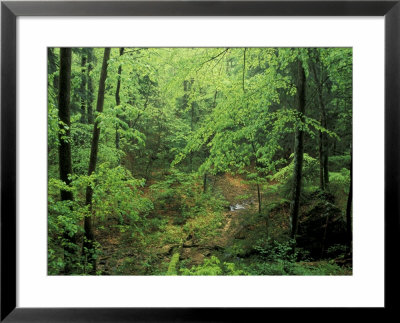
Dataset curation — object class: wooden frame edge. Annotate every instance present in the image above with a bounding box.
[1,0,398,321]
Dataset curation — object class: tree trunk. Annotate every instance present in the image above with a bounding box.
[289,58,306,240]
[115,48,124,154]
[319,128,325,190]
[250,143,262,215]
[311,58,329,189]
[80,51,87,123]
[323,136,329,185]
[346,145,353,253]
[257,183,262,214]
[190,101,194,172]
[203,173,207,193]
[87,48,94,124]
[183,79,195,171]
[83,48,111,274]
[48,48,59,90]
[57,48,75,274]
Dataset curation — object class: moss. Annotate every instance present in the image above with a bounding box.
[166,252,180,275]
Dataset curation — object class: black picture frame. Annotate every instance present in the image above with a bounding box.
[1,0,399,321]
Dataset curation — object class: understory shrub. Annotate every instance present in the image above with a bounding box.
[271,153,319,199]
[180,256,246,275]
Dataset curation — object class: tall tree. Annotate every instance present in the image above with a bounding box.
[289,57,306,240]
[87,48,94,124]
[57,48,75,273]
[183,79,195,172]
[311,52,329,190]
[346,144,353,253]
[80,50,87,123]
[83,48,111,273]
[115,47,124,154]
[48,48,59,90]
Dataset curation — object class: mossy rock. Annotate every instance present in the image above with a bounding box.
[297,200,347,259]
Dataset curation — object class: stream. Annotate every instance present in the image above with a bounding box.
[229,203,246,211]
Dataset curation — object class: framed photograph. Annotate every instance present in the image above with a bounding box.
[1,0,398,321]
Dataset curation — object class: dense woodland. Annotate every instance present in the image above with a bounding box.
[48,47,352,275]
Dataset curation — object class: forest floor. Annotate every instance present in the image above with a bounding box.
[95,172,351,275]
[178,174,259,266]
[95,173,257,274]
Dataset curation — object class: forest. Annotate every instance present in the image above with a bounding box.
[48,47,352,276]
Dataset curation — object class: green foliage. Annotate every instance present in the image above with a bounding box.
[225,242,247,258]
[246,259,348,276]
[92,163,153,227]
[162,225,185,245]
[271,153,319,199]
[329,155,351,172]
[272,153,319,185]
[326,244,348,258]
[180,256,246,276]
[166,253,180,275]
[48,47,352,275]
[47,163,153,274]
[253,238,297,262]
[183,212,224,243]
[48,179,84,275]
[150,169,195,211]
[150,169,226,229]
[242,238,348,275]
[329,168,350,194]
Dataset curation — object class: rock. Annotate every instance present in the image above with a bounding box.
[192,253,205,265]
[297,200,347,259]
[180,248,205,265]
[159,244,175,256]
